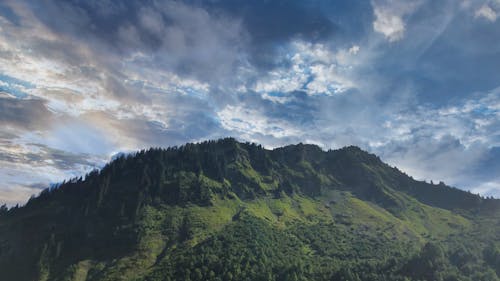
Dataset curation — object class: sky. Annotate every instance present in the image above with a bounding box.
[0,0,499,205]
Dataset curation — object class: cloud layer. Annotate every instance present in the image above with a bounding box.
[0,0,499,205]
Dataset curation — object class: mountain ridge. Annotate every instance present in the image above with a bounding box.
[14,138,497,216]
[0,138,499,281]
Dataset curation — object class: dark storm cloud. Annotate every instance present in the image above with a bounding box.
[0,95,52,130]
[18,0,351,75]
[17,0,245,82]
[26,0,142,50]
[31,144,96,170]
[0,142,95,171]
[198,0,338,69]
[203,0,334,42]
[239,90,318,125]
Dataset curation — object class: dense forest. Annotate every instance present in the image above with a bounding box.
[0,138,499,281]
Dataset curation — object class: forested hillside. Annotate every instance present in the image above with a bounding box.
[0,138,499,281]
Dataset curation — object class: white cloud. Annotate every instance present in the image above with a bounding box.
[371,0,422,42]
[306,64,354,95]
[252,41,359,97]
[373,7,406,42]
[471,181,500,197]
[475,4,497,22]
[217,105,301,139]
[253,68,308,94]
[348,45,360,55]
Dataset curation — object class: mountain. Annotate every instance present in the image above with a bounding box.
[0,138,499,281]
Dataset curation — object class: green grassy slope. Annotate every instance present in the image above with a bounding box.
[0,138,499,281]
